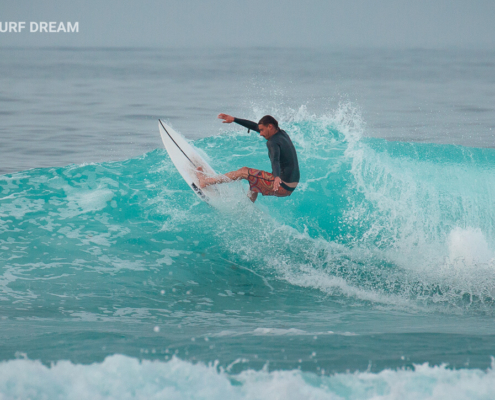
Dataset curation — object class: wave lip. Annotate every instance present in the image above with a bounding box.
[1,354,495,400]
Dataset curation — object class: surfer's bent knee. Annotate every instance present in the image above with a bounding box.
[239,166,249,179]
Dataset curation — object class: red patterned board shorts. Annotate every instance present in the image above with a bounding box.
[246,168,295,197]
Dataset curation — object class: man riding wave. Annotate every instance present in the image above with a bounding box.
[196,114,300,202]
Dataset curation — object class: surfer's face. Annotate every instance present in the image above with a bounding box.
[259,124,277,140]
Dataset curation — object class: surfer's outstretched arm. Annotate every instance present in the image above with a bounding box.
[218,114,260,133]
[233,118,260,133]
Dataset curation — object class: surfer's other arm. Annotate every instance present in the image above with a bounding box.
[267,141,282,191]
[218,114,260,133]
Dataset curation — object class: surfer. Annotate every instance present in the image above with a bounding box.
[196,114,300,202]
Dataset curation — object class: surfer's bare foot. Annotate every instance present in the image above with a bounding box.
[196,167,207,188]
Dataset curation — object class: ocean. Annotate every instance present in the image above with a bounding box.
[1,47,495,399]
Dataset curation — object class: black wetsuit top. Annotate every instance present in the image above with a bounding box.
[234,118,300,183]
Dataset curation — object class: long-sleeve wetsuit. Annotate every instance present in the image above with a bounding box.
[234,118,300,183]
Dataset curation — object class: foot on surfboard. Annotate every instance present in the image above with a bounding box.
[196,167,207,188]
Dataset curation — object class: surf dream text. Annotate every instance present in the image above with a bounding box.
[0,22,79,33]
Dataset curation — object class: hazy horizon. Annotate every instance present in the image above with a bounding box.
[1,0,494,49]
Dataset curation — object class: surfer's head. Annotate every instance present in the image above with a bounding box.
[258,115,279,140]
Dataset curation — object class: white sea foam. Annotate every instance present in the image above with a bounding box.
[155,249,193,266]
[270,102,495,310]
[210,328,354,337]
[61,187,114,218]
[447,227,494,267]
[342,118,495,302]
[0,355,494,400]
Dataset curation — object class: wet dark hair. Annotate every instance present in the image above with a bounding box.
[258,115,279,130]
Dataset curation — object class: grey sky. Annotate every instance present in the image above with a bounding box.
[1,0,494,48]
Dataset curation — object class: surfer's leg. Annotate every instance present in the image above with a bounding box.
[196,166,249,188]
[224,167,249,181]
[248,191,258,203]
[196,166,259,202]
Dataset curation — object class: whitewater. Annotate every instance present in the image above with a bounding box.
[1,47,495,399]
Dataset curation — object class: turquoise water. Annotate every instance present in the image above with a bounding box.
[2,105,495,398]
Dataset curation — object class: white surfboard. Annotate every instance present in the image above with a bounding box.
[158,120,220,203]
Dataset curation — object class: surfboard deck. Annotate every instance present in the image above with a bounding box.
[158,120,220,203]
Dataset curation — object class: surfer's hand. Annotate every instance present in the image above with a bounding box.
[218,114,234,123]
[273,177,281,191]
